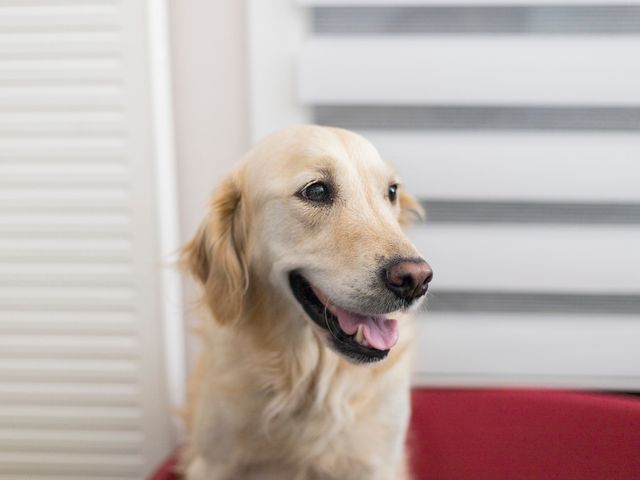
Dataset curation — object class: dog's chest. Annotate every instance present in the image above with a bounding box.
[259,383,410,477]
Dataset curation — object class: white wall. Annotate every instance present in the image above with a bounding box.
[168,0,250,364]
[169,0,250,239]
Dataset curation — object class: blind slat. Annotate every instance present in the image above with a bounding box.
[414,313,640,389]
[300,37,640,105]
[412,225,640,292]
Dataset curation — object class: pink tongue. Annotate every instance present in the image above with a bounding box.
[332,306,399,351]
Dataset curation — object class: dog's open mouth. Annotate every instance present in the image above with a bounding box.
[289,271,398,363]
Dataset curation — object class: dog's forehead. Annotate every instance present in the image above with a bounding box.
[310,127,381,161]
[244,126,392,187]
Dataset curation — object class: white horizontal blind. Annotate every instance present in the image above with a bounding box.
[300,37,640,105]
[301,0,640,5]
[250,0,640,390]
[0,1,176,479]
[362,132,640,202]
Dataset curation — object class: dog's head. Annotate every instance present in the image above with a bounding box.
[182,126,431,364]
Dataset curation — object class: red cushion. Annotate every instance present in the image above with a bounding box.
[149,389,640,480]
[148,449,179,480]
[409,389,640,480]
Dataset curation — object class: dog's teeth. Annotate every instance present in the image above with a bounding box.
[354,325,368,346]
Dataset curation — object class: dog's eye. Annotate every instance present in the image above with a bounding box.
[388,184,398,203]
[300,181,332,203]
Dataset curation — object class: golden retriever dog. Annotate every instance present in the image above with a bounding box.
[181,125,432,480]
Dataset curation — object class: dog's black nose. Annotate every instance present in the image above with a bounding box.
[385,259,433,301]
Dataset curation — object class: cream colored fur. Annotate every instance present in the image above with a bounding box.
[181,126,425,480]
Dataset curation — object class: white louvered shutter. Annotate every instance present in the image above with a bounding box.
[0,1,178,479]
[249,0,640,390]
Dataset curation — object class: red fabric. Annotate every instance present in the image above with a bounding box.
[149,389,640,480]
[409,389,640,480]
[148,449,179,480]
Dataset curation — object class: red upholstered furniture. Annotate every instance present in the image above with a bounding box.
[408,389,640,480]
[149,389,640,480]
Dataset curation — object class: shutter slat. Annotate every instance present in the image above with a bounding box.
[0,476,137,480]
[0,3,117,16]
[0,187,129,213]
[0,311,135,327]
[0,85,122,108]
[0,382,138,400]
[0,58,121,83]
[0,37,120,56]
[0,286,136,309]
[0,263,133,286]
[0,111,125,136]
[0,12,118,30]
[0,451,141,476]
[0,429,141,455]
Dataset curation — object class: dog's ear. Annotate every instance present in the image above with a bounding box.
[398,188,425,227]
[181,175,248,325]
